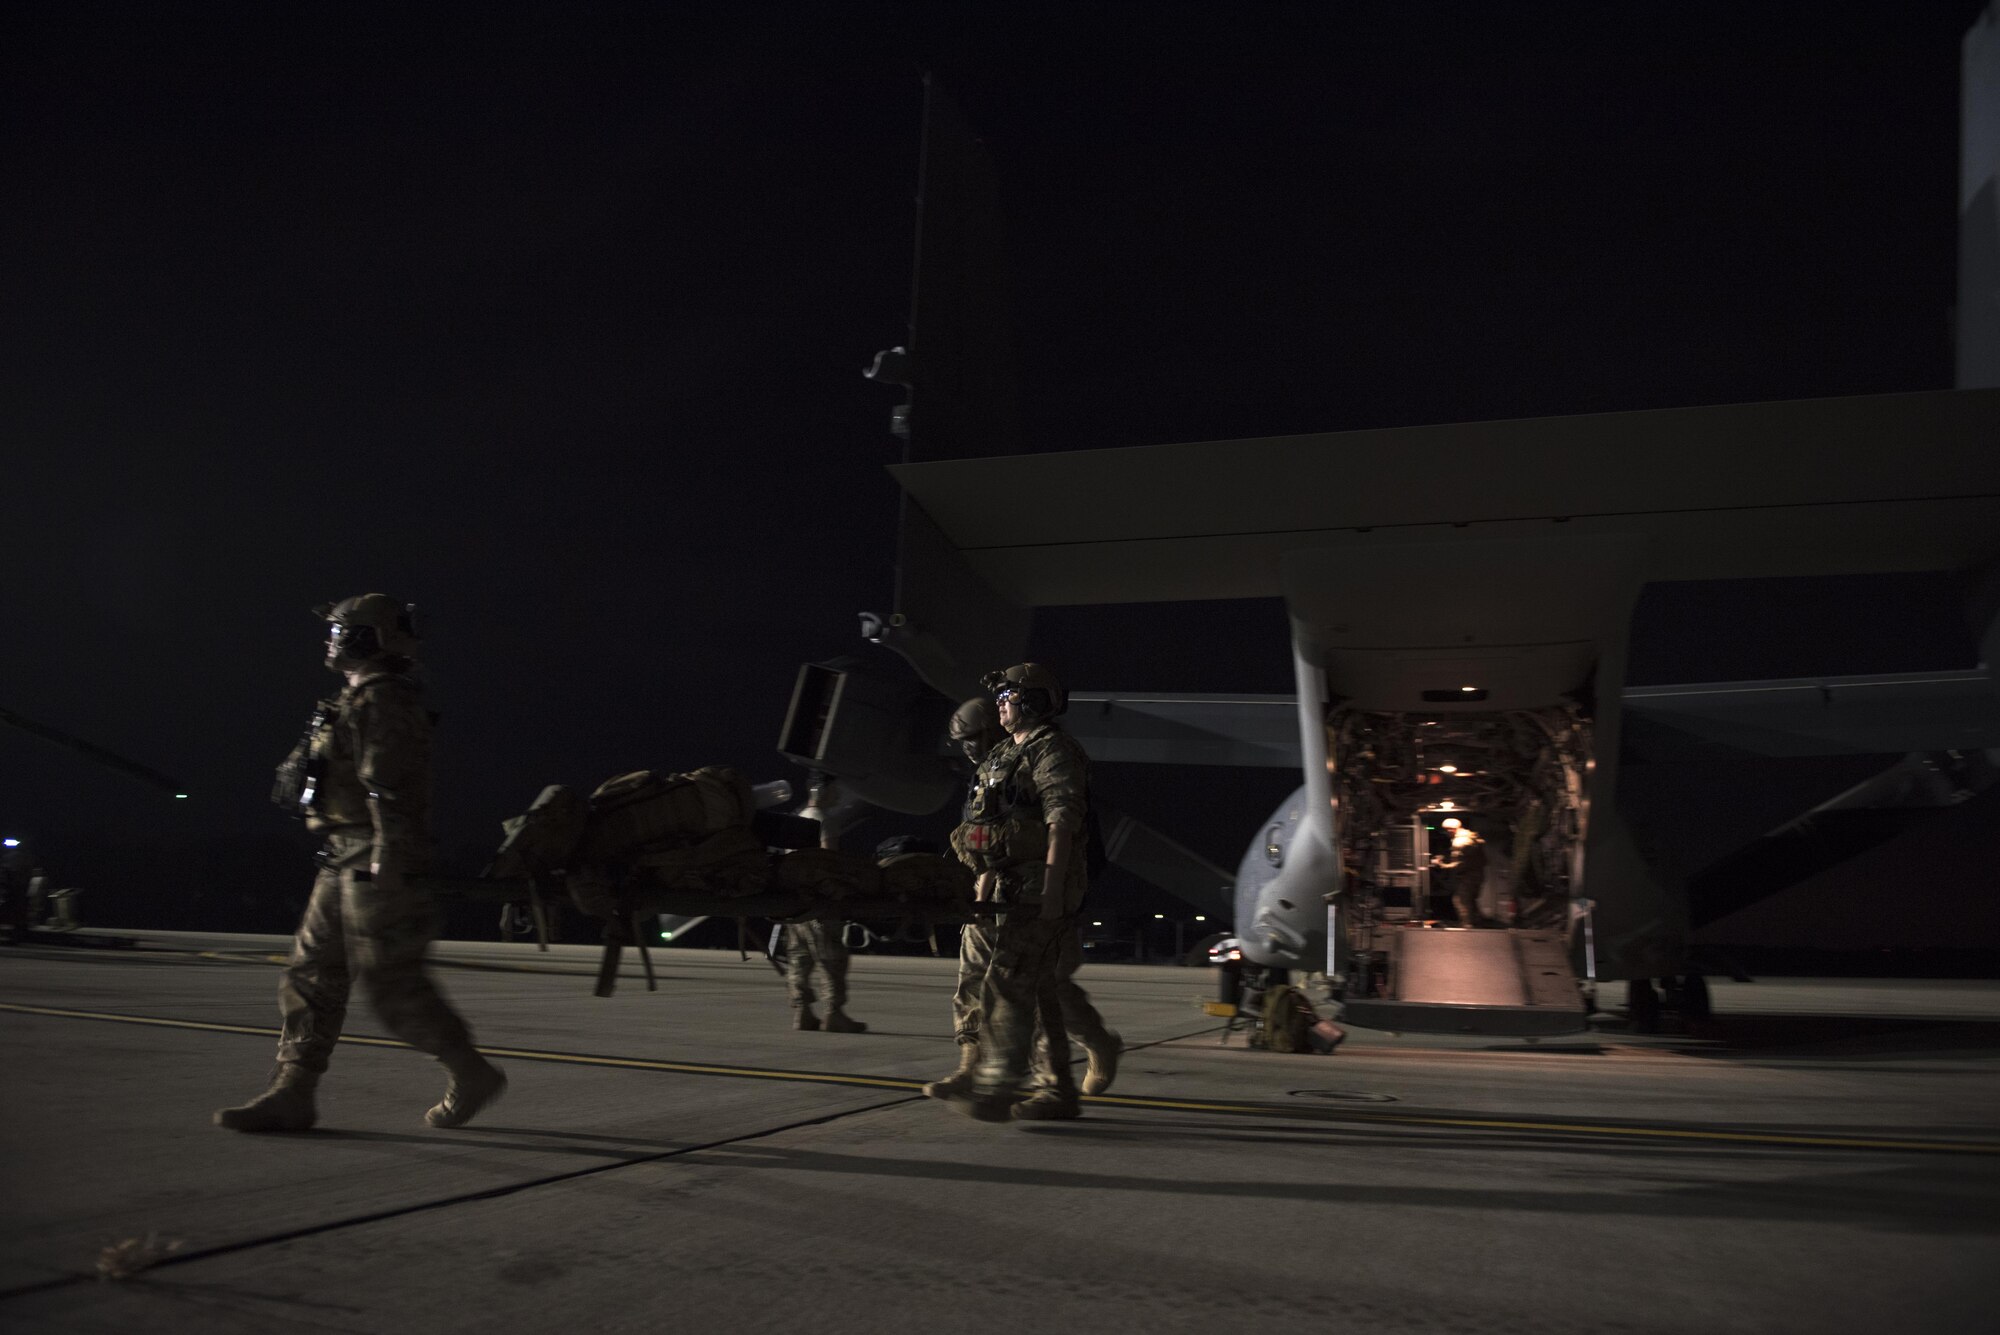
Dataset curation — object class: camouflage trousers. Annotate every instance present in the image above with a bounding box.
[953,920,1112,1073]
[276,832,473,1074]
[972,911,1081,1098]
[782,917,848,1011]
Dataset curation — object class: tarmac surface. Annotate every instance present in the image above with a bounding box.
[3,930,1997,1334]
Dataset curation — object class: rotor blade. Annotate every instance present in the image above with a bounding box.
[0,706,188,798]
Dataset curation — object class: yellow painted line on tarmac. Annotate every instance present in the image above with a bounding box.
[7,1001,1998,1156]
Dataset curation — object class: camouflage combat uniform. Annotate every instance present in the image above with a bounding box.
[782,916,850,1015]
[946,839,1113,1075]
[276,672,476,1071]
[955,722,1094,1099]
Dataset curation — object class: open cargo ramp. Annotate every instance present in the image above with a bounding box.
[1344,926,1589,1037]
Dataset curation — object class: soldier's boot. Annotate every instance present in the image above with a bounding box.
[1010,1087,1082,1120]
[822,1008,867,1034]
[425,1051,506,1129]
[1080,1030,1122,1096]
[214,1065,319,1133]
[921,1042,981,1099]
[792,1007,821,1031]
[931,1082,1020,1124]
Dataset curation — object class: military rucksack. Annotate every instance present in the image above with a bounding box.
[576,766,755,864]
[485,784,589,879]
[771,847,882,902]
[876,852,975,904]
[1262,984,1317,1054]
[628,826,771,899]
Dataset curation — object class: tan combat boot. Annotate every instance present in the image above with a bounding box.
[1010,1088,1081,1120]
[1081,1030,1122,1096]
[931,1083,1018,1123]
[823,1008,867,1033]
[921,1042,980,1099]
[425,1051,506,1129]
[792,1007,821,1031]
[214,1065,319,1133]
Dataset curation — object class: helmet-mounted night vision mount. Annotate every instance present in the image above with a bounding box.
[316,593,420,665]
[980,662,1067,721]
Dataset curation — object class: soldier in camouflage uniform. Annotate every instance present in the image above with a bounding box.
[781,917,865,1031]
[931,665,1113,1123]
[924,695,1119,1106]
[215,594,505,1133]
[783,775,866,1032]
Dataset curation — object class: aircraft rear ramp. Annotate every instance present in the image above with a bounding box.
[1344,927,1588,1036]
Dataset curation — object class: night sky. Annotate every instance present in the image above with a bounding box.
[4,3,1985,936]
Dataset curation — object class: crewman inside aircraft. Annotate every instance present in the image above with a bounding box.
[1430,818,1489,928]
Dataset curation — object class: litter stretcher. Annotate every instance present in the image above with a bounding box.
[428,767,985,997]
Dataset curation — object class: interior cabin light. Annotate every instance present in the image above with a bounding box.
[1438,764,1457,773]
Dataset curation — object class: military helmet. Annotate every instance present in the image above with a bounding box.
[949,695,1005,764]
[315,593,420,663]
[948,696,1002,742]
[980,662,1066,721]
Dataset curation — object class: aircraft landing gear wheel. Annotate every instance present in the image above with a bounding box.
[1679,973,1712,1024]
[1626,978,1661,1034]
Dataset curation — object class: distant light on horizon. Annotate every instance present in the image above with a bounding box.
[2,838,17,848]
[174,793,189,800]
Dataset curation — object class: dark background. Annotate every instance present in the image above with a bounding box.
[3,3,1985,943]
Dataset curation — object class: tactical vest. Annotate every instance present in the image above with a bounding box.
[956,738,1049,874]
[272,674,432,848]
